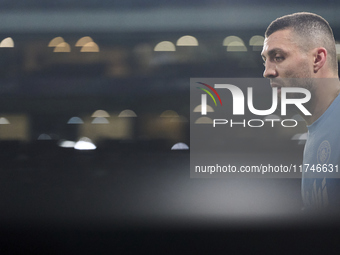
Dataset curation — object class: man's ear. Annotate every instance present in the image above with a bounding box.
[313,47,327,73]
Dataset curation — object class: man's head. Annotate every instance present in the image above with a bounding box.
[262,12,340,122]
[262,12,338,82]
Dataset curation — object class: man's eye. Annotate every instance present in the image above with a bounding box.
[274,56,284,62]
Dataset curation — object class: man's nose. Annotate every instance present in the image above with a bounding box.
[263,62,278,78]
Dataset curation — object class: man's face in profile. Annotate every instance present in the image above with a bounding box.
[261,28,315,97]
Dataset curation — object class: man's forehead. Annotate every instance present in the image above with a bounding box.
[262,29,296,55]
[265,29,293,43]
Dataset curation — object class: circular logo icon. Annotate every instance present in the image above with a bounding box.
[317,140,331,164]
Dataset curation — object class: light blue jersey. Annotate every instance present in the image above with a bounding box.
[302,93,340,210]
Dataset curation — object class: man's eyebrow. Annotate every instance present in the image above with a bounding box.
[261,48,286,60]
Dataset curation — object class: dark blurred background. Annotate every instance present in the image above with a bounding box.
[1,1,340,253]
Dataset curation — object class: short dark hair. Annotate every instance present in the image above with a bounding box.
[265,12,337,73]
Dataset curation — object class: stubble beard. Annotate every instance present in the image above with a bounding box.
[276,66,315,114]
